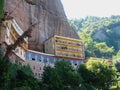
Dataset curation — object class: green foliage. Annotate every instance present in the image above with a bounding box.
[42,66,64,90]
[6,63,41,89]
[114,61,120,72]
[0,51,41,89]
[0,51,10,88]
[70,16,120,58]
[42,60,84,90]
[79,32,96,57]
[113,50,120,72]
[95,42,114,58]
[55,60,83,89]
[42,60,118,90]
[78,60,117,89]
[71,16,120,35]
[79,31,114,58]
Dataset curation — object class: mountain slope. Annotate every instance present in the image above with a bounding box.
[70,16,120,58]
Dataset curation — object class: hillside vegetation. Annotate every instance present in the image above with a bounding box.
[70,16,120,58]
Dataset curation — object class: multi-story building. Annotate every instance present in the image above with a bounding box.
[0,19,28,61]
[44,35,85,60]
[26,49,84,79]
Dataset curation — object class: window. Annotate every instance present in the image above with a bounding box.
[32,58,35,61]
[31,53,36,61]
[61,46,67,49]
[39,59,41,62]
[76,43,80,46]
[75,63,77,66]
[73,60,77,66]
[73,54,76,57]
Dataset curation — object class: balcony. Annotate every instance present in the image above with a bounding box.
[12,20,23,36]
[55,39,83,46]
[10,30,18,41]
[56,51,84,59]
[56,46,84,54]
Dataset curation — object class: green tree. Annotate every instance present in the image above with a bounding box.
[78,60,117,89]
[78,64,97,90]
[0,50,41,89]
[42,60,84,90]
[95,42,114,58]
[79,31,96,57]
[113,50,120,72]
[0,51,10,89]
[8,64,40,90]
[113,60,120,73]
[55,60,84,89]
[42,66,63,90]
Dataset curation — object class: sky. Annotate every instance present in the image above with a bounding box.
[61,0,120,19]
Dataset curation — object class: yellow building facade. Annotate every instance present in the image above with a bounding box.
[44,35,85,60]
[0,19,28,60]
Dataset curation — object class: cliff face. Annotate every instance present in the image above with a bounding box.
[5,0,79,52]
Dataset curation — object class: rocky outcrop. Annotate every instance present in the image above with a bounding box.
[5,0,79,52]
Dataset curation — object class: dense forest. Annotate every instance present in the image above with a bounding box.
[70,16,120,59]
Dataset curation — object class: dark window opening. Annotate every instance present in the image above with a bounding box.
[32,58,35,61]
[39,59,41,62]
[75,63,77,66]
